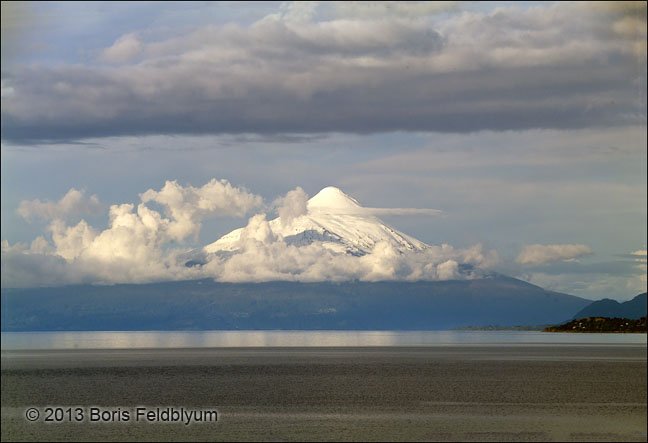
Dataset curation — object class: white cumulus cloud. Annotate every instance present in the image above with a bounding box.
[273,186,309,226]
[140,178,263,241]
[101,33,143,63]
[17,188,104,221]
[3,179,263,286]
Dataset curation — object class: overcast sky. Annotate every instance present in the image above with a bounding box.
[1,1,646,300]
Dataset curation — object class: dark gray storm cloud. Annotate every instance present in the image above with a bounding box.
[1,2,646,143]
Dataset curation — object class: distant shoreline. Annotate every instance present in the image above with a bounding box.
[453,316,648,333]
[543,316,647,333]
[544,330,646,334]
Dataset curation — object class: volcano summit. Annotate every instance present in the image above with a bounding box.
[176,185,498,283]
[204,186,431,258]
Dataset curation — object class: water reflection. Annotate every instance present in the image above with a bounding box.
[1,330,646,350]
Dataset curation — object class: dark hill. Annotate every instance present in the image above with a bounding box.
[544,316,647,333]
[1,276,590,331]
[573,292,647,320]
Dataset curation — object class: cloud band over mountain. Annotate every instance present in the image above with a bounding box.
[1,179,495,287]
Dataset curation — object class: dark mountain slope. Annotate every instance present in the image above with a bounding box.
[1,276,590,331]
[573,293,646,320]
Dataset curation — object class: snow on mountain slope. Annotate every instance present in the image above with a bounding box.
[203,187,429,257]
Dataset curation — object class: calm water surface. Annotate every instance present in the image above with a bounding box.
[2,330,645,350]
[2,331,646,442]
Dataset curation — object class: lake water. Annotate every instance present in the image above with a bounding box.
[2,331,646,441]
[2,330,645,350]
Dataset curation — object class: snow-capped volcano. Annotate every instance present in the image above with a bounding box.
[203,186,429,257]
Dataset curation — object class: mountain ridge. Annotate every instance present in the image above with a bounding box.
[573,292,647,320]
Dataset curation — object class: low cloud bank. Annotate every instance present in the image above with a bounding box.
[516,243,594,266]
[2,179,498,287]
